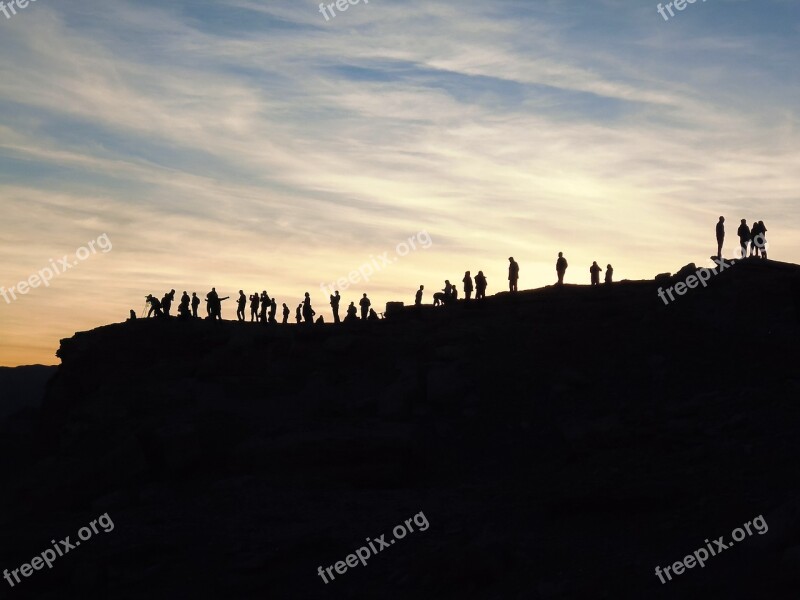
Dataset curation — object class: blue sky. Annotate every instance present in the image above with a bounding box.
[0,0,798,364]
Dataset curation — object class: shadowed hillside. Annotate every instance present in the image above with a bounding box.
[1,258,799,599]
[0,365,56,418]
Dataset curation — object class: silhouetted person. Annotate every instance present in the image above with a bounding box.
[128,309,137,321]
[716,216,725,258]
[191,293,200,318]
[146,294,162,318]
[249,292,260,322]
[360,293,371,320]
[451,284,458,301]
[330,291,341,323]
[295,303,302,323]
[475,271,487,299]
[269,298,277,323]
[206,288,226,320]
[303,292,315,324]
[443,280,452,304]
[415,285,424,306]
[508,257,519,292]
[282,303,290,324]
[368,308,379,321]
[750,220,760,257]
[260,291,270,323]
[178,291,191,319]
[590,261,601,286]
[758,221,768,259]
[316,315,325,324]
[605,264,613,285]
[737,219,750,259]
[462,271,473,300]
[206,288,219,318]
[162,289,175,317]
[345,301,358,323]
[236,290,247,322]
[556,252,568,285]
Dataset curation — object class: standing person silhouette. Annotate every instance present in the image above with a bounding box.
[737,219,750,259]
[191,293,200,318]
[282,303,290,324]
[269,298,277,323]
[359,293,371,320]
[236,290,247,322]
[508,257,519,292]
[750,221,758,257]
[750,220,760,257]
[249,292,260,322]
[206,289,227,320]
[475,271,487,299]
[605,264,613,285]
[206,288,219,319]
[415,285,424,306]
[463,271,473,301]
[330,291,341,323]
[295,303,302,323]
[758,221,768,258]
[259,291,270,323]
[162,289,175,317]
[302,292,315,324]
[716,216,725,259]
[590,261,602,286]
[556,252,568,285]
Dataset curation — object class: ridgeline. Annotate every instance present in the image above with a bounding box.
[2,258,799,599]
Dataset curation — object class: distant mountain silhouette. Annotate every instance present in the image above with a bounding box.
[0,364,56,418]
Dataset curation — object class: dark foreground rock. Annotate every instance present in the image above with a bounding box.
[1,258,799,599]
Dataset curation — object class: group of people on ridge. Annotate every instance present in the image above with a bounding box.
[716,216,768,260]
[145,288,378,325]
[141,218,772,323]
[324,291,380,324]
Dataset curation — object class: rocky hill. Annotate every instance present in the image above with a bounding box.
[2,257,799,599]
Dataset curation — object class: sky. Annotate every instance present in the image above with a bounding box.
[0,0,798,366]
